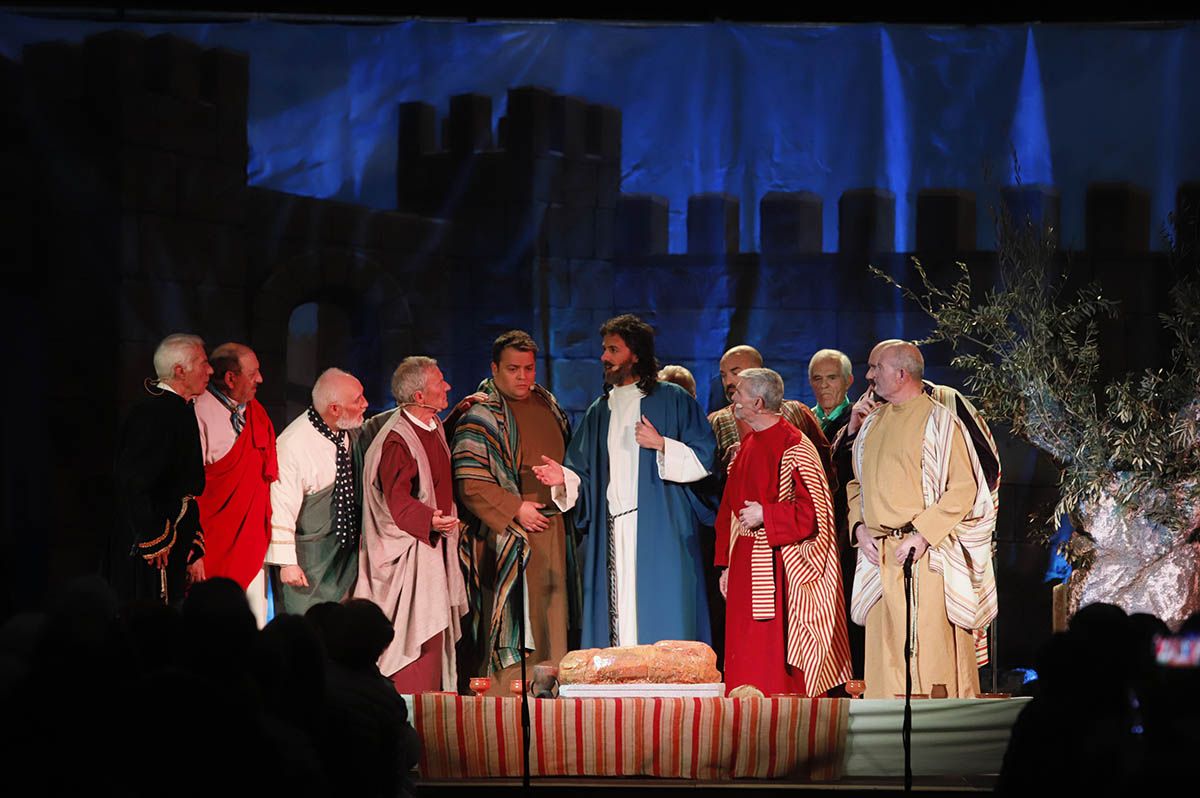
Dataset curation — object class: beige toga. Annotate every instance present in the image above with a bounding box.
[847,393,980,698]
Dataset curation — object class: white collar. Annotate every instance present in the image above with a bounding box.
[158,381,183,398]
[403,408,438,432]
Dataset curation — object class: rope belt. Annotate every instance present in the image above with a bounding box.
[606,507,637,646]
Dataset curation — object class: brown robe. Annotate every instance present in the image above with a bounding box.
[459,393,569,693]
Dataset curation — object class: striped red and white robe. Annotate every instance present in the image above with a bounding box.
[716,418,853,697]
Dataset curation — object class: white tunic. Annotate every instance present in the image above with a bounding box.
[555,382,708,645]
[267,413,346,567]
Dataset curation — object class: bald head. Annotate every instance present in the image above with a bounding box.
[721,345,763,367]
[882,342,924,380]
[868,340,924,402]
[869,338,906,361]
[719,345,765,402]
[312,368,368,430]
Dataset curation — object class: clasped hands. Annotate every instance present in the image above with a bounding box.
[431,509,460,535]
[854,523,929,566]
[738,500,764,530]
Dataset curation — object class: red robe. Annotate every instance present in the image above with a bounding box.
[378,420,455,693]
[716,419,852,697]
[195,399,278,589]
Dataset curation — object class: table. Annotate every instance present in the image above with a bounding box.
[408,694,1029,782]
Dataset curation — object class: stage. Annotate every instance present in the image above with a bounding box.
[403,694,1027,791]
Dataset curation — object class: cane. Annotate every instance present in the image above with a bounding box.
[902,548,916,792]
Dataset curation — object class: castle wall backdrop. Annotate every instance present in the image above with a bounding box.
[2,13,1198,668]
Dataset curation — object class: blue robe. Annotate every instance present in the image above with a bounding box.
[564,380,716,648]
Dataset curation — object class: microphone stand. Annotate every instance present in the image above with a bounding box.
[990,538,999,693]
[517,538,531,793]
[902,548,915,793]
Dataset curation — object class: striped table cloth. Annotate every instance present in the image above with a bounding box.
[414,695,849,781]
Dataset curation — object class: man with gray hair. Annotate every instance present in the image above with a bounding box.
[808,349,855,440]
[715,367,851,696]
[706,344,834,663]
[710,344,833,485]
[268,367,369,614]
[808,347,858,685]
[111,333,213,605]
[355,356,469,693]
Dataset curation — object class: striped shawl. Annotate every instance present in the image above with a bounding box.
[850,399,998,636]
[726,432,853,696]
[452,380,576,673]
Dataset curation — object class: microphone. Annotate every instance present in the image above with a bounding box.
[402,401,445,412]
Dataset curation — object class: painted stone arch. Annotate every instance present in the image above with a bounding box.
[252,247,413,427]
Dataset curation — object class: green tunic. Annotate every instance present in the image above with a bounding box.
[271,483,359,615]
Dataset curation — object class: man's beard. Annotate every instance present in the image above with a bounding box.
[603,362,634,386]
[335,412,365,430]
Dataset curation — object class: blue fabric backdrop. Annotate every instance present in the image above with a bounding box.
[3,15,1198,252]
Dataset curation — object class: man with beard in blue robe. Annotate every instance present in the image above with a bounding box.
[534,314,716,649]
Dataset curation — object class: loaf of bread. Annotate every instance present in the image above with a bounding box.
[558,640,720,684]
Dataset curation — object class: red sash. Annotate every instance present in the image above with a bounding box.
[196,399,279,589]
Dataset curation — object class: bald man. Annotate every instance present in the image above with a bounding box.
[709,345,833,484]
[846,342,998,698]
[268,368,370,615]
[194,342,278,626]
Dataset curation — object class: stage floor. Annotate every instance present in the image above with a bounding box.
[418,774,998,796]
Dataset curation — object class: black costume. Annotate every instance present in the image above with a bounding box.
[109,387,206,605]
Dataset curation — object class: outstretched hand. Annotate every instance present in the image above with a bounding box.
[454,391,489,413]
[531,455,565,487]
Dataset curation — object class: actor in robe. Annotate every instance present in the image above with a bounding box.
[834,340,1000,501]
[111,333,212,605]
[833,339,1001,675]
[194,343,277,627]
[847,342,998,698]
[706,344,834,666]
[809,349,854,440]
[268,367,369,614]
[453,330,578,689]
[808,347,860,680]
[716,368,852,696]
[533,314,716,648]
[709,345,833,487]
[356,356,469,693]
